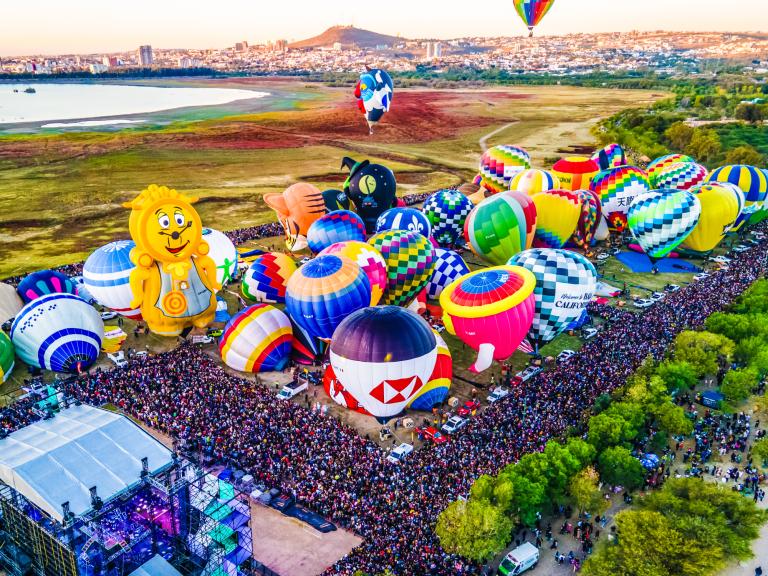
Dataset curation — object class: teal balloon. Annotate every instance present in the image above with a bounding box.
[627,189,702,260]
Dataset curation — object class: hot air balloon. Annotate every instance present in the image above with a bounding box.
[319,241,387,306]
[82,240,141,319]
[285,254,371,342]
[307,210,366,254]
[594,215,610,242]
[710,182,748,232]
[354,68,393,134]
[201,228,238,287]
[531,189,581,249]
[509,249,597,349]
[375,207,432,239]
[590,166,651,232]
[0,283,23,326]
[219,304,292,373]
[464,192,537,265]
[241,252,297,304]
[440,266,536,373]
[329,306,438,418]
[707,165,768,220]
[17,270,78,304]
[422,189,475,247]
[322,188,351,212]
[591,144,626,171]
[571,189,603,254]
[324,364,370,415]
[426,249,471,300]
[552,157,600,192]
[11,293,104,373]
[510,169,561,195]
[512,0,556,36]
[651,162,708,191]
[0,332,14,383]
[627,189,702,261]
[478,145,532,193]
[646,154,696,184]
[264,182,327,251]
[70,277,95,305]
[341,156,397,233]
[408,330,452,411]
[368,230,436,306]
[684,183,744,252]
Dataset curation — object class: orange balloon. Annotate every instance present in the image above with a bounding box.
[264,183,327,251]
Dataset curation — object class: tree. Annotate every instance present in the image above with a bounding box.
[651,401,694,436]
[673,331,734,377]
[568,466,608,515]
[684,128,721,163]
[435,499,513,562]
[597,446,646,490]
[725,145,765,166]
[587,413,629,451]
[656,360,699,392]
[721,367,758,402]
[705,312,759,344]
[752,437,768,466]
[735,103,765,124]
[664,121,695,150]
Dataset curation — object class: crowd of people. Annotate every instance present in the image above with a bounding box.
[1,224,767,575]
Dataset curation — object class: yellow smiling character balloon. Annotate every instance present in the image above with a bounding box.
[123,185,220,336]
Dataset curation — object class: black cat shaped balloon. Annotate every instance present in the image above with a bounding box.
[340,156,397,234]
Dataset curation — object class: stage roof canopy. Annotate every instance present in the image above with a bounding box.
[129,554,183,576]
[0,404,173,522]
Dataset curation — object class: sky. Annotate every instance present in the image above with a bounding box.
[2,0,767,56]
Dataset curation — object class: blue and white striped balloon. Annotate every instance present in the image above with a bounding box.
[628,189,702,260]
[426,249,470,300]
[11,293,104,373]
[83,240,141,319]
[375,207,432,239]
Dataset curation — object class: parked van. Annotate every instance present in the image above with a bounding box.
[277,380,308,400]
[498,542,539,575]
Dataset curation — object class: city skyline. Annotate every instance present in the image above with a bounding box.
[2,0,767,57]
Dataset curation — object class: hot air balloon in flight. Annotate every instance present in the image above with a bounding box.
[83,240,142,320]
[354,68,394,134]
[464,192,537,265]
[11,293,104,373]
[329,306,438,419]
[512,0,556,36]
[651,162,708,191]
[241,252,297,304]
[531,189,581,249]
[509,249,597,349]
[17,270,78,304]
[219,304,292,373]
[707,165,768,223]
[368,230,435,306]
[426,249,471,300]
[201,228,238,287]
[285,254,371,342]
[341,156,397,233]
[319,241,387,306]
[375,207,432,239]
[646,154,696,185]
[440,266,536,373]
[478,145,532,194]
[591,144,626,171]
[684,183,744,252]
[590,166,651,232]
[422,189,475,247]
[0,332,14,383]
[571,189,603,254]
[510,169,561,196]
[307,210,366,254]
[552,157,600,192]
[628,189,702,261]
[264,183,327,251]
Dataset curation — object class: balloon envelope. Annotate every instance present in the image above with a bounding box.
[341,157,397,234]
[422,189,475,247]
[552,157,599,192]
[464,191,537,265]
[83,240,140,319]
[0,332,14,383]
[510,169,561,196]
[591,144,626,171]
[628,189,702,260]
[571,189,603,252]
[646,154,696,184]
[590,166,651,231]
[684,183,743,252]
[355,68,393,130]
[375,207,432,239]
[531,189,581,249]
[219,304,292,373]
[707,165,768,209]
[264,183,326,251]
[407,330,452,411]
[368,230,436,306]
[242,252,297,304]
[478,145,531,193]
[512,0,556,33]
[319,241,387,306]
[17,270,78,304]
[201,228,238,287]
[426,249,471,300]
[307,210,366,254]
[651,162,708,190]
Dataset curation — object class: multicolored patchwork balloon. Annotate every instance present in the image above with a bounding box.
[646,154,696,184]
[651,162,708,190]
[306,210,366,254]
[591,144,626,171]
[375,207,432,239]
[628,189,702,260]
[464,192,537,265]
[684,183,744,252]
[426,248,471,300]
[242,252,297,304]
[510,169,561,195]
[552,157,600,192]
[531,189,581,249]
[319,241,387,306]
[219,304,292,373]
[590,166,651,231]
[369,230,435,306]
[422,189,475,247]
[478,145,532,193]
[571,189,603,253]
[509,248,597,347]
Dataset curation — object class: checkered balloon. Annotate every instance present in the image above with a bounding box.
[369,230,436,306]
[628,189,702,260]
[426,249,471,300]
[651,162,708,190]
[508,248,597,346]
[422,189,474,247]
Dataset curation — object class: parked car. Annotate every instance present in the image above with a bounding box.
[582,327,599,340]
[100,311,118,321]
[708,255,731,264]
[416,426,448,445]
[595,253,610,262]
[457,400,481,417]
[557,349,576,364]
[633,299,654,309]
[733,244,750,253]
[649,291,665,302]
[487,386,510,403]
[498,542,540,575]
[441,416,468,435]
[693,272,710,281]
[386,443,414,464]
[664,284,681,293]
[515,365,543,382]
[106,351,127,367]
[276,380,308,400]
[207,328,223,337]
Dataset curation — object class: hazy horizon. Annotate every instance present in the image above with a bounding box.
[2,0,767,57]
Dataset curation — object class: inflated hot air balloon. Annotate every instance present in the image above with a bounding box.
[324,364,370,415]
[83,240,141,319]
[684,183,744,252]
[426,249,471,300]
[201,228,238,287]
[441,266,536,373]
[408,330,452,411]
[531,189,581,249]
[628,189,702,261]
[0,283,23,325]
[329,306,438,418]
[571,189,603,254]
[241,252,297,304]
[219,304,292,373]
[707,165,768,221]
[341,156,397,233]
[264,183,327,251]
[17,270,78,304]
[11,293,104,373]
[512,0,556,36]
[509,249,597,348]
[478,145,532,193]
[375,207,432,239]
[354,68,393,134]
[369,230,435,306]
[319,241,387,306]
[291,317,324,366]
[552,157,600,192]
[422,189,475,247]
[651,162,708,191]
[646,154,696,184]
[285,254,371,342]
[0,332,14,383]
[322,189,351,212]
[307,210,366,254]
[594,215,610,242]
[590,166,651,232]
[591,144,626,171]
[464,192,537,265]
[510,169,561,195]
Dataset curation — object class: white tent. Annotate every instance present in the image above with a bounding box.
[128,554,183,576]
[0,404,173,522]
[0,282,23,324]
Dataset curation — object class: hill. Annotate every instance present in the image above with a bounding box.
[289,26,402,49]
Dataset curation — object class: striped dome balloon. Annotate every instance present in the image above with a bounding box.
[591,144,626,171]
[707,165,768,206]
[219,304,292,373]
[426,249,470,300]
[646,154,696,183]
[464,192,537,265]
[510,169,561,195]
[628,189,702,260]
[651,162,708,190]
[242,252,297,304]
[306,210,366,254]
[17,270,78,304]
[478,145,531,193]
[369,230,435,306]
[408,330,452,411]
[590,166,651,232]
[422,189,475,247]
[11,293,104,373]
[552,157,600,191]
[319,241,387,306]
[83,240,141,319]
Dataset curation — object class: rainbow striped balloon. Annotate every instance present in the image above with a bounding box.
[319,241,387,306]
[531,189,582,249]
[652,162,708,190]
[510,169,561,196]
[219,304,292,373]
[242,252,297,304]
[478,145,531,193]
[590,166,651,232]
[646,154,696,184]
[512,0,556,34]
[407,330,452,411]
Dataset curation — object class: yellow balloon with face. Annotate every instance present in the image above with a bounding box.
[123,185,220,336]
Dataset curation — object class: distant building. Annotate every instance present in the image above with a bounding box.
[425,41,443,60]
[89,63,108,74]
[137,44,153,66]
[333,42,342,51]
[101,56,118,67]
[178,57,201,68]
[235,42,246,52]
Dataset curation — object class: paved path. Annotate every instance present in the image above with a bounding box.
[479,122,517,152]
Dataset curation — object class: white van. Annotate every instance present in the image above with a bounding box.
[276,380,308,400]
[498,542,539,575]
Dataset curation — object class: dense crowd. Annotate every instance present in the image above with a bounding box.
[1,226,766,575]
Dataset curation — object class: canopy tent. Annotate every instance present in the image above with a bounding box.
[0,282,23,324]
[128,554,182,576]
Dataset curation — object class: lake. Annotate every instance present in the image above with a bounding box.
[0,83,269,125]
